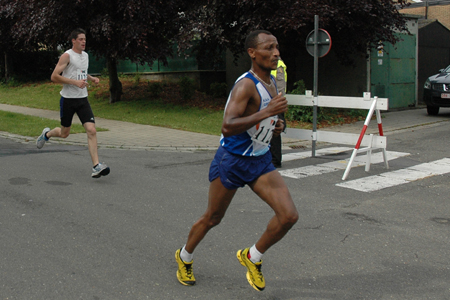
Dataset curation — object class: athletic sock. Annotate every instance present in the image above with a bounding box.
[93,164,99,168]
[248,244,263,263]
[44,133,49,141]
[180,245,193,263]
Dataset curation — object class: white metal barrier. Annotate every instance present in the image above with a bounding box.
[284,91,389,180]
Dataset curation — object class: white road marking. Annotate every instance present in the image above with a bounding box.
[282,147,353,162]
[280,150,410,179]
[336,158,450,192]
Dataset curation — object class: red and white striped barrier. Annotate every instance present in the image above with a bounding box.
[285,91,389,180]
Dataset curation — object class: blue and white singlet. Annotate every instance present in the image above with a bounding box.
[220,72,278,157]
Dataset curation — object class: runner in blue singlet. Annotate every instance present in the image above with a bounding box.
[175,30,298,292]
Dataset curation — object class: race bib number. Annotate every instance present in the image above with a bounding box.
[251,116,277,145]
[77,69,88,80]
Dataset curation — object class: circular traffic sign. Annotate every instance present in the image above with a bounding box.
[306,29,332,57]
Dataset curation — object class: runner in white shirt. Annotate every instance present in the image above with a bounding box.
[36,28,110,178]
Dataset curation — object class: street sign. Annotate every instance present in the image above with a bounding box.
[306,18,332,157]
[306,29,332,57]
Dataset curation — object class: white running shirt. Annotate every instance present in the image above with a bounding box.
[60,49,89,99]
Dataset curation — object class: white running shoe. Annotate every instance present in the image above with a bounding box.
[36,128,50,149]
[91,162,110,178]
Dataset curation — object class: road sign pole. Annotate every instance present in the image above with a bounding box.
[305,17,332,157]
[312,15,319,157]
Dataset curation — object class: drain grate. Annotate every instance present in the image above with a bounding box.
[289,145,307,149]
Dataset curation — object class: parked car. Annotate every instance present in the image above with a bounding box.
[423,65,450,115]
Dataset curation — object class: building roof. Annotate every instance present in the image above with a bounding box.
[400,0,450,30]
[405,0,450,8]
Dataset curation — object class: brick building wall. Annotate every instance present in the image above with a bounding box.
[400,1,450,29]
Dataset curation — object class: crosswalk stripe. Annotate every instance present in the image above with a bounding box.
[280,150,410,179]
[282,147,353,162]
[336,158,450,192]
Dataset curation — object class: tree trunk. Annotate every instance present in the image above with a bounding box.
[4,51,10,80]
[107,57,122,103]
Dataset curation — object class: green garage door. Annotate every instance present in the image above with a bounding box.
[371,33,416,109]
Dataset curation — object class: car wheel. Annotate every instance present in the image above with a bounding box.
[427,105,440,115]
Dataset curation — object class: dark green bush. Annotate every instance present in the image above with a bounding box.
[179,76,195,100]
[209,82,228,98]
[0,77,21,87]
[148,81,164,98]
[286,79,365,125]
[286,79,315,122]
[100,68,109,78]
[132,73,141,89]
[290,79,306,95]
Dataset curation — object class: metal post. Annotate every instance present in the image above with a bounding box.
[312,15,319,157]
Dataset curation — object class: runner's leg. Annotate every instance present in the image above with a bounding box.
[46,126,71,138]
[185,177,237,253]
[46,96,73,139]
[84,122,99,166]
[249,170,298,253]
[76,98,99,166]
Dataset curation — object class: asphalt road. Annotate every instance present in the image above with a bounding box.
[1,122,449,300]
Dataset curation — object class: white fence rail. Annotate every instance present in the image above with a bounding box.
[284,91,389,180]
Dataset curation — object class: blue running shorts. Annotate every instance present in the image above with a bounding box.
[209,145,276,190]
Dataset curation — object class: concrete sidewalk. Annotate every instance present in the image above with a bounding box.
[0,103,219,151]
[1,103,450,151]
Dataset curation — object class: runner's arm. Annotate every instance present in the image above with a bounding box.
[272,119,285,137]
[50,53,87,89]
[88,74,99,84]
[222,79,287,137]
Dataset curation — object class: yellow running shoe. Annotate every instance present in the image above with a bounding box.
[175,248,196,286]
[236,248,265,291]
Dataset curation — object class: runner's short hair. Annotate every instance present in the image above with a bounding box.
[245,30,273,50]
[69,28,86,42]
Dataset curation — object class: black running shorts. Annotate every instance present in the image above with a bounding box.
[59,96,95,127]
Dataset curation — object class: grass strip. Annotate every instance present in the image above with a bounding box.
[0,110,106,137]
[0,81,224,136]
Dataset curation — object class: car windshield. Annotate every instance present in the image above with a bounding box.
[444,65,450,73]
